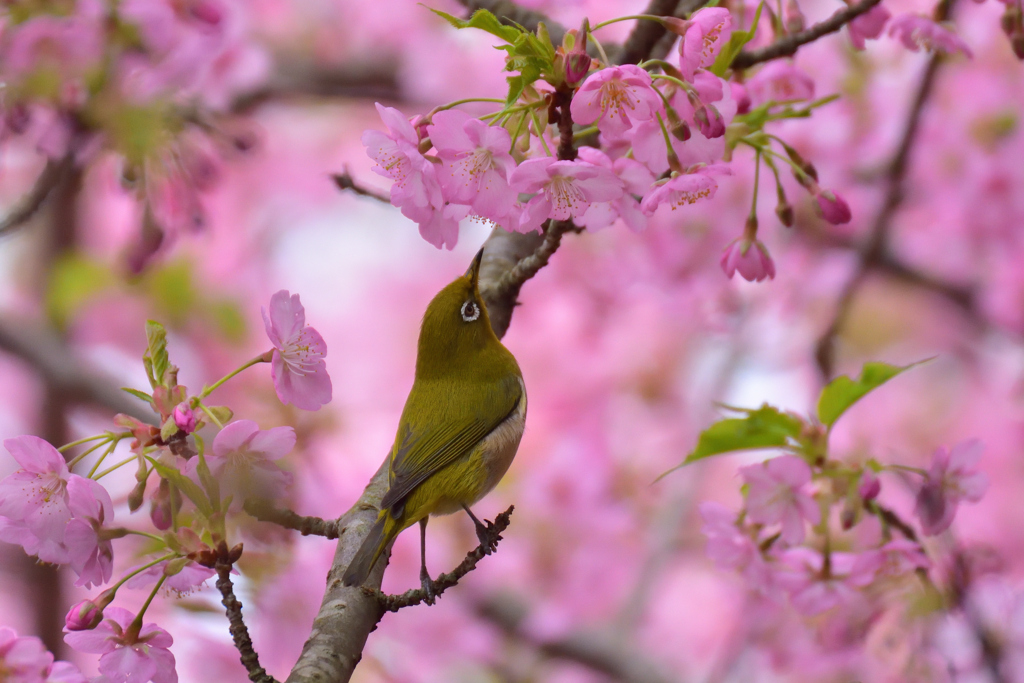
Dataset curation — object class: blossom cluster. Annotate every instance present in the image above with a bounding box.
[0,290,329,683]
[358,3,981,282]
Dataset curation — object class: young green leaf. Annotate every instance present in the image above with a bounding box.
[121,387,154,406]
[143,321,170,389]
[710,1,765,76]
[685,404,804,464]
[148,458,213,518]
[817,360,927,428]
[429,7,523,44]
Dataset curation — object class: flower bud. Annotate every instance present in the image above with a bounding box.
[151,478,173,531]
[814,188,852,224]
[859,469,881,501]
[173,403,197,435]
[775,201,794,227]
[662,16,690,37]
[785,0,806,33]
[562,28,592,87]
[128,478,147,512]
[65,600,104,631]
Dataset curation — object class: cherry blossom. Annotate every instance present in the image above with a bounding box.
[640,171,720,216]
[569,65,663,138]
[0,626,55,682]
[64,477,115,589]
[849,5,892,49]
[720,237,777,282]
[741,456,819,544]
[427,109,518,225]
[678,8,734,80]
[855,539,930,577]
[188,420,295,508]
[699,501,773,591]
[509,157,624,233]
[575,147,655,232]
[889,14,974,56]
[171,403,196,434]
[64,607,177,683]
[914,439,989,535]
[0,436,74,563]
[778,548,877,616]
[262,290,332,411]
[747,62,815,106]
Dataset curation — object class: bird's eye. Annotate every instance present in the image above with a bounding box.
[461,300,480,322]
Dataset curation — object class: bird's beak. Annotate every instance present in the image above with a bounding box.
[465,247,484,288]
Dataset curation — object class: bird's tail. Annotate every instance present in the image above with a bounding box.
[342,512,394,587]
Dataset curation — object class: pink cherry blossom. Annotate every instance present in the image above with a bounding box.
[678,8,734,80]
[2,8,103,103]
[699,501,773,591]
[849,4,892,49]
[889,14,974,56]
[171,403,196,434]
[65,599,106,632]
[854,539,930,577]
[741,456,818,544]
[569,65,663,138]
[747,62,815,107]
[64,476,115,589]
[777,548,877,615]
[814,188,852,224]
[914,439,989,535]
[0,626,56,682]
[720,237,777,282]
[262,290,332,411]
[576,147,655,232]
[639,171,720,216]
[45,661,86,683]
[124,560,216,595]
[64,607,177,683]
[509,157,624,233]
[188,420,295,508]
[0,436,74,563]
[363,103,450,238]
[427,109,517,224]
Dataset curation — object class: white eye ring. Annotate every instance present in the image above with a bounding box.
[461,300,480,322]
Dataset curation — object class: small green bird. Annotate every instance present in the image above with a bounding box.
[342,249,526,599]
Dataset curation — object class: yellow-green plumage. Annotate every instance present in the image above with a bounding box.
[342,251,526,588]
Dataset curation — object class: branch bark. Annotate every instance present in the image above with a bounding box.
[0,156,72,238]
[617,0,681,65]
[731,0,884,70]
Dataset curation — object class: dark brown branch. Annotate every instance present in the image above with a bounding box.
[331,171,391,204]
[477,593,680,683]
[617,0,681,65]
[232,61,401,113]
[0,156,72,238]
[814,16,949,378]
[731,0,884,70]
[868,502,920,542]
[372,506,514,611]
[208,543,279,683]
[0,317,154,423]
[244,501,342,539]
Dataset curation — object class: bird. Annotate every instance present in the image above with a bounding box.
[342,248,526,601]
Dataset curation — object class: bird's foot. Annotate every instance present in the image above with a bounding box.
[419,568,437,605]
[473,518,500,555]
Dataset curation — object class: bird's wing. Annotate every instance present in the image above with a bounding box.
[381,375,523,514]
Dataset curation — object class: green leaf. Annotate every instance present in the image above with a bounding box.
[160,416,179,442]
[428,7,523,44]
[143,321,170,388]
[45,255,114,329]
[817,360,927,428]
[710,1,765,76]
[149,458,213,518]
[121,387,154,406]
[683,404,804,465]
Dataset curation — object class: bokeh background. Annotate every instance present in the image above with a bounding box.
[1,0,1023,681]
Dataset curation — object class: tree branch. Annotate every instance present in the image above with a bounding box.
[0,156,73,238]
[617,0,681,65]
[814,24,948,378]
[0,317,154,423]
[372,506,513,611]
[232,61,401,113]
[458,0,567,44]
[244,501,342,539]
[477,593,680,683]
[331,171,391,204]
[731,0,884,70]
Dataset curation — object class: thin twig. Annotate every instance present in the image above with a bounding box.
[731,0,884,69]
[0,156,72,238]
[331,170,392,204]
[244,501,342,539]
[232,62,401,113]
[814,17,949,378]
[371,506,514,612]
[204,542,279,683]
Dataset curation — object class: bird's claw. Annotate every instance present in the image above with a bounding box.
[420,569,436,605]
[474,518,500,555]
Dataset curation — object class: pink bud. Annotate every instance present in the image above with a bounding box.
[814,188,852,224]
[720,238,776,282]
[172,403,197,434]
[65,599,104,631]
[731,82,751,115]
[189,1,223,26]
[785,0,806,33]
[694,105,725,139]
[565,51,593,87]
[859,470,881,501]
